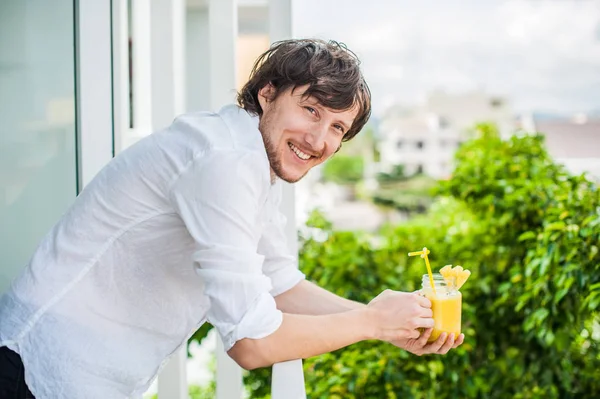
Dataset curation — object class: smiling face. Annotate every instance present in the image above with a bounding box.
[258,84,358,183]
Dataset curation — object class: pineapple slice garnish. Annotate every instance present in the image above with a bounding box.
[439,265,471,290]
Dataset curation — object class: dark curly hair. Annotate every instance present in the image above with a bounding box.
[237,39,371,142]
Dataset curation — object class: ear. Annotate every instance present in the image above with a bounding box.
[258,83,276,110]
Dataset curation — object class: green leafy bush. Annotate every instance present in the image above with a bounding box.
[147,384,215,399]
[322,154,365,185]
[376,164,407,183]
[245,124,600,398]
[372,174,436,214]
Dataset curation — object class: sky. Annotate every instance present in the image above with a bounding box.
[292,0,600,118]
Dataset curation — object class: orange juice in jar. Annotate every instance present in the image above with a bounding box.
[421,273,462,342]
[409,248,470,343]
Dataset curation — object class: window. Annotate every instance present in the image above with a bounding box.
[490,98,503,108]
[0,0,77,293]
[397,140,403,149]
[416,141,424,149]
[439,116,450,129]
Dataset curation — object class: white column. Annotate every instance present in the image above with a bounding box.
[209,0,238,110]
[267,0,296,253]
[272,359,306,399]
[267,1,306,398]
[145,1,189,398]
[131,0,153,134]
[75,0,113,187]
[111,0,130,154]
[268,0,292,43]
[185,8,210,112]
[210,1,243,398]
[158,349,188,399]
[150,0,186,130]
[216,338,243,399]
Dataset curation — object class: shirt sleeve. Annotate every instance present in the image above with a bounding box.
[258,184,306,297]
[169,149,282,351]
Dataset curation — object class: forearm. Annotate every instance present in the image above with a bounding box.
[228,308,374,369]
[275,280,365,315]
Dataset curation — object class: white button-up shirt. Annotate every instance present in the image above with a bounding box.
[0,105,305,398]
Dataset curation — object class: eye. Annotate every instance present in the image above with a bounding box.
[333,124,345,134]
[304,106,317,115]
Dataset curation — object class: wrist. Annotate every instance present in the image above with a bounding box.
[352,307,379,341]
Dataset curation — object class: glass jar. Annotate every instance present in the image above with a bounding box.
[421,273,462,342]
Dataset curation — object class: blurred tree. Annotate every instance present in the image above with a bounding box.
[322,154,364,185]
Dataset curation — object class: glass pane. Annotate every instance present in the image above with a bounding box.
[0,1,77,293]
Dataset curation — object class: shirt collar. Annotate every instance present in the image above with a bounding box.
[218,104,263,152]
[218,104,278,185]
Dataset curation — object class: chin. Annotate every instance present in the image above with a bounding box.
[275,166,308,183]
[278,172,304,184]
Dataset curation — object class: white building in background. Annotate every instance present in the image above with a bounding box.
[532,116,600,180]
[378,90,515,178]
[0,0,305,398]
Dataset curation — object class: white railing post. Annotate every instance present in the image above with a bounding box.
[157,349,188,399]
[209,0,238,109]
[272,359,306,399]
[150,0,186,130]
[111,0,130,154]
[131,0,153,136]
[215,338,243,399]
[75,0,113,187]
[209,0,244,398]
[185,5,211,112]
[145,1,189,398]
[268,0,292,45]
[268,0,306,397]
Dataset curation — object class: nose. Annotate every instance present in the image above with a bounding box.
[303,122,328,155]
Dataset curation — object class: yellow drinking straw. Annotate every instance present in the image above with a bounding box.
[408,247,437,295]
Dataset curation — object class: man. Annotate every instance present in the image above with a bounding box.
[0,39,463,398]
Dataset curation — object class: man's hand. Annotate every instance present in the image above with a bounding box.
[229,288,462,369]
[367,290,434,341]
[391,328,465,356]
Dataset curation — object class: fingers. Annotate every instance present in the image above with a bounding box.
[414,294,432,308]
[404,329,421,340]
[415,328,433,347]
[415,332,464,356]
[426,332,447,353]
[437,333,456,354]
[415,317,435,329]
[453,333,464,348]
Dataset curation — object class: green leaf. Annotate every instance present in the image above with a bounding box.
[553,287,569,304]
[545,222,566,231]
[518,231,537,241]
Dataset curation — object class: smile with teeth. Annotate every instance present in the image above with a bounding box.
[288,142,312,161]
